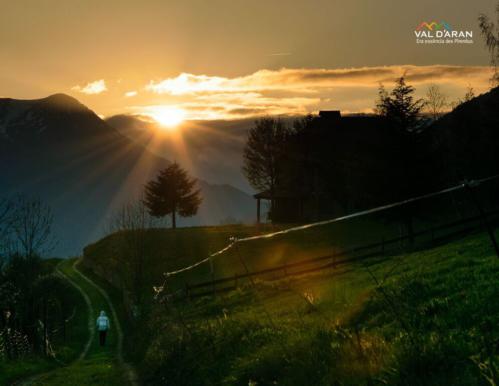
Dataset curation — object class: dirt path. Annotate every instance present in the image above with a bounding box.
[73,259,140,386]
[56,262,94,361]
[15,259,139,386]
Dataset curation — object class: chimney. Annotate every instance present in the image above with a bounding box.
[318,110,341,121]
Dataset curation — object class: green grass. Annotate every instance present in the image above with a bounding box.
[75,264,137,363]
[83,214,451,295]
[1,259,129,386]
[24,259,127,386]
[81,200,499,385]
[0,259,88,386]
[138,231,499,385]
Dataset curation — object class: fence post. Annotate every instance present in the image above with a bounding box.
[209,256,216,295]
[465,181,499,258]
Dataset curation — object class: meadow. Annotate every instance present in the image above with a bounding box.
[139,230,499,385]
[82,194,499,385]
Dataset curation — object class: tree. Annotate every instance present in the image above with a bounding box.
[242,118,290,216]
[375,77,426,244]
[10,196,56,258]
[143,163,202,229]
[479,2,499,85]
[0,198,14,268]
[425,84,447,120]
[376,76,425,133]
[450,86,475,110]
[109,200,153,309]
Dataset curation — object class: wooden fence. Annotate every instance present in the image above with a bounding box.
[183,210,499,299]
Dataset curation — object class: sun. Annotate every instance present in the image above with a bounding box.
[149,106,186,129]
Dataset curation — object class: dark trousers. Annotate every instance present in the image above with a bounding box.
[99,331,107,346]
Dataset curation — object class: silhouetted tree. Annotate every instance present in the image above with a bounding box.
[479,2,499,85]
[143,163,202,229]
[376,76,425,133]
[425,84,447,120]
[109,200,154,309]
[10,196,56,258]
[0,197,69,358]
[450,86,475,110]
[242,118,290,217]
[0,198,14,267]
[376,77,426,244]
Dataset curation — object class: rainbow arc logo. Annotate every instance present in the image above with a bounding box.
[416,21,452,31]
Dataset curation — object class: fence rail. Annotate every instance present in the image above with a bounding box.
[184,209,499,299]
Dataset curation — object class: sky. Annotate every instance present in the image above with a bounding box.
[1,0,497,121]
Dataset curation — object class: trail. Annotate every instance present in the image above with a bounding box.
[14,259,139,386]
[73,259,140,386]
[56,262,94,361]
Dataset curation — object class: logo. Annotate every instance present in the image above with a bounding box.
[416,21,452,31]
[414,21,473,44]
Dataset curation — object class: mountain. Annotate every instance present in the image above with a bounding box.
[0,94,255,256]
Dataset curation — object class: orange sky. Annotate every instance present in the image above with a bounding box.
[0,0,496,119]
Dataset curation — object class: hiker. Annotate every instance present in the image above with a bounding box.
[96,310,110,346]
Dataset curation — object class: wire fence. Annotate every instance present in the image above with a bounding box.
[154,175,499,299]
[184,209,499,298]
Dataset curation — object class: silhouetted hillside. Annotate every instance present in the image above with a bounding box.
[0,95,254,256]
[430,86,499,183]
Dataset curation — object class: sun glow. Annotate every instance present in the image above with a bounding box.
[149,106,186,129]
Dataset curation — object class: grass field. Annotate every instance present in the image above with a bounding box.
[85,208,499,385]
[134,230,499,385]
[83,212,455,296]
[0,260,87,386]
[81,194,499,385]
[1,259,129,386]
[24,259,127,386]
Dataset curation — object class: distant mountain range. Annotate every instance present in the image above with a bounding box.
[0,94,255,256]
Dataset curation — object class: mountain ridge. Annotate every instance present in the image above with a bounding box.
[0,94,255,256]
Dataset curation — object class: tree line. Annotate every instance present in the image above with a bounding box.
[242,75,499,241]
[0,196,74,360]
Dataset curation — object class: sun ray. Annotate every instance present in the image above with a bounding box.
[146,106,186,129]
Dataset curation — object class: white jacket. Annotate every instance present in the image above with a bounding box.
[96,311,110,331]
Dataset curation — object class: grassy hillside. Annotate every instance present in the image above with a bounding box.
[140,230,499,385]
[83,209,499,385]
[83,210,457,296]
[83,218,410,299]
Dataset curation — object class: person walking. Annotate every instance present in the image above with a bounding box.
[96,310,110,346]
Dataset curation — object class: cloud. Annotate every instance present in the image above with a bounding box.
[124,90,138,97]
[145,65,492,96]
[138,65,493,120]
[72,79,107,94]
